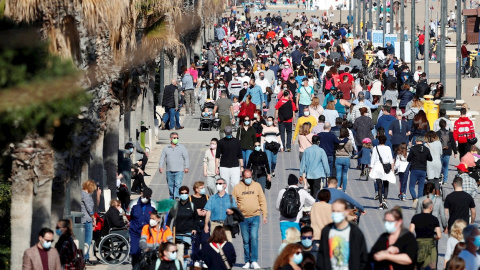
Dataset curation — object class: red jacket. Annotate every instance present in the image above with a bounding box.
[453,116,475,143]
[461,45,469,58]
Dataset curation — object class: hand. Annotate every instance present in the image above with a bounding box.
[280,148,284,152]
[454,154,457,158]
[184,168,189,174]
[203,171,208,177]
[373,250,389,261]
[386,246,400,254]
[267,174,271,181]
[139,169,144,175]
[231,119,236,124]
[361,210,367,215]
[215,168,220,175]
[263,217,268,224]
[204,225,209,233]
[192,230,197,235]
[226,209,234,215]
[200,210,207,216]
[240,167,244,173]
[159,168,164,174]
[444,227,449,234]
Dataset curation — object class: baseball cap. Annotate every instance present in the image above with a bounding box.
[224,126,233,135]
[456,163,469,173]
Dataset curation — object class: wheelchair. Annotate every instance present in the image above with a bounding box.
[93,213,130,265]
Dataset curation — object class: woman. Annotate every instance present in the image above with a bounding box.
[434,83,444,100]
[140,210,173,252]
[154,242,182,270]
[252,109,266,142]
[167,186,198,264]
[370,74,383,98]
[310,189,333,240]
[239,95,256,123]
[353,107,374,157]
[323,101,339,127]
[277,82,293,100]
[190,181,210,268]
[444,220,467,268]
[273,243,304,270]
[261,116,283,177]
[297,122,314,161]
[55,219,76,268]
[410,110,430,144]
[81,180,97,264]
[369,208,418,269]
[247,141,271,191]
[205,79,218,101]
[335,128,354,192]
[402,96,424,132]
[369,135,395,210]
[398,84,414,113]
[425,131,443,191]
[236,116,256,167]
[198,81,210,109]
[278,227,301,254]
[199,226,236,270]
[99,199,127,239]
[334,91,351,118]
[383,83,398,115]
[308,97,324,120]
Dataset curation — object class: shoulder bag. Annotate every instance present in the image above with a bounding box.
[376,146,391,174]
[218,244,232,269]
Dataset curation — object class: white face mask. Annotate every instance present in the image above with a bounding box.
[118,208,124,214]
[216,184,224,192]
[149,219,158,227]
[254,113,259,118]
[304,111,310,116]
[141,197,149,204]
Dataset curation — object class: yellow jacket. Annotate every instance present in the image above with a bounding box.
[293,115,318,141]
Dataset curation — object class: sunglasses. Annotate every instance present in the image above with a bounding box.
[301,236,313,240]
[216,182,225,185]
[180,192,188,195]
[44,239,54,243]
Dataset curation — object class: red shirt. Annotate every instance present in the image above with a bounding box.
[37,246,49,270]
[462,45,469,58]
[419,34,425,45]
[275,98,297,122]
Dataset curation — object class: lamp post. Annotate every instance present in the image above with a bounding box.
[456,0,462,99]
[424,0,430,78]
[400,0,405,60]
[440,0,446,88]
[410,0,415,68]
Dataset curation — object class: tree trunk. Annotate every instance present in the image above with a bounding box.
[103,105,120,198]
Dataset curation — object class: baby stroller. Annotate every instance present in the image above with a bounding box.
[199,102,216,131]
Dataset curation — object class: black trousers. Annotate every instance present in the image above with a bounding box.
[376,179,389,205]
[307,178,323,199]
[458,143,471,159]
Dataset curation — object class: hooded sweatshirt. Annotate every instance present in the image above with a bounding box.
[231,181,268,219]
[407,143,433,171]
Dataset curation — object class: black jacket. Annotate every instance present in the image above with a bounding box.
[223,207,245,238]
[163,84,178,109]
[407,144,433,171]
[317,223,370,270]
[416,81,429,98]
[247,150,271,178]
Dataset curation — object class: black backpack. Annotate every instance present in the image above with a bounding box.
[279,187,301,218]
[439,129,450,150]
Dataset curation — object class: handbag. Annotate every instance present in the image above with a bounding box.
[218,244,232,270]
[265,141,281,154]
[266,180,272,190]
[376,146,391,174]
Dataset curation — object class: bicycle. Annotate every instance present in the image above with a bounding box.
[462,58,480,78]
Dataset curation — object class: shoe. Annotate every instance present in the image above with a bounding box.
[286,148,291,152]
[356,166,361,170]
[374,195,379,200]
[191,113,195,116]
[402,194,407,201]
[398,194,402,199]
[143,173,151,177]
[337,187,342,190]
[202,263,208,268]
[194,262,201,268]
[378,205,384,210]
[272,171,275,177]
[412,199,418,209]
[251,262,261,269]
[242,262,251,269]
[175,126,184,130]
[85,260,95,266]
[382,201,388,209]
[360,171,365,177]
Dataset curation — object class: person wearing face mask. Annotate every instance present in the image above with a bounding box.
[190,181,210,268]
[128,187,157,266]
[458,225,480,269]
[100,200,128,237]
[54,219,76,268]
[297,226,320,261]
[261,116,283,177]
[272,243,304,270]
[296,78,314,117]
[292,107,317,142]
[139,210,173,258]
[232,169,268,269]
[80,179,97,265]
[238,82,249,102]
[408,198,442,269]
[246,143,271,192]
[317,199,369,270]
[22,228,61,270]
[237,116,256,168]
[203,138,220,195]
[118,142,134,190]
[369,207,418,269]
[243,78,264,109]
[155,242,182,270]
[228,73,242,101]
[159,132,190,199]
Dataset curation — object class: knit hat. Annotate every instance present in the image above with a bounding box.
[288,174,299,185]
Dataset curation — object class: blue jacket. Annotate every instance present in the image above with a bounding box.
[243,85,264,106]
[129,198,156,237]
[300,145,330,179]
[376,114,396,140]
[388,119,410,145]
[398,89,414,108]
[326,188,365,211]
[357,147,372,165]
[291,50,302,65]
[317,132,348,156]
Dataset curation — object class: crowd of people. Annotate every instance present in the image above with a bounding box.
[21,6,480,270]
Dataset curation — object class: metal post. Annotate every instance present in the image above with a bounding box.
[357,1,361,36]
[349,0,352,27]
[464,0,467,33]
[400,0,405,60]
[353,0,357,36]
[389,0,394,34]
[383,0,387,45]
[424,0,429,78]
[363,0,366,37]
[440,0,446,88]
[377,0,381,30]
[369,0,373,31]
[411,0,416,68]
[456,0,462,99]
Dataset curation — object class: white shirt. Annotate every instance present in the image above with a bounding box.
[255,79,270,94]
[276,185,315,223]
[414,70,422,82]
[459,250,480,270]
[376,50,386,60]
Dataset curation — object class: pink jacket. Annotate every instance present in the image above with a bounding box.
[281,68,293,81]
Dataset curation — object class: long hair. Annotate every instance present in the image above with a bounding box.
[208,226,228,243]
[450,219,467,241]
[413,110,428,130]
[58,219,75,238]
[299,122,312,136]
[396,143,408,158]
[273,243,302,270]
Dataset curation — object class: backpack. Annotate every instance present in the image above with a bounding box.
[155,258,181,270]
[279,187,301,218]
[64,238,85,270]
[324,78,335,90]
[439,129,450,150]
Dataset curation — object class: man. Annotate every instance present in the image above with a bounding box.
[159,132,189,199]
[317,123,348,176]
[350,92,372,122]
[291,46,302,66]
[433,109,453,132]
[330,117,343,138]
[384,70,397,89]
[213,91,235,139]
[243,79,264,109]
[293,107,317,141]
[437,119,457,185]
[456,163,478,198]
[275,90,297,152]
[276,174,315,239]
[255,71,271,107]
[300,135,330,197]
[118,142,134,190]
[128,187,156,266]
[415,73,429,97]
[461,41,469,74]
[311,115,325,134]
[325,177,366,214]
[376,105,396,141]
[388,110,411,152]
[203,138,219,195]
[232,170,267,269]
[337,75,352,99]
[301,50,314,71]
[409,199,442,269]
[317,199,369,270]
[161,79,180,130]
[296,78,314,117]
[385,42,395,55]
[204,178,238,241]
[22,228,61,270]
[444,176,476,233]
[216,126,243,192]
[458,225,480,269]
[413,66,423,82]
[298,226,320,262]
[453,107,476,158]
[407,136,433,209]
[228,73,243,100]
[181,69,195,116]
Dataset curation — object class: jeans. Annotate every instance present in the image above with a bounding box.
[264,93,270,109]
[166,171,184,199]
[409,169,427,200]
[441,155,451,183]
[163,107,177,130]
[240,216,260,263]
[242,149,253,168]
[399,171,410,195]
[335,157,350,192]
[307,178,323,198]
[264,148,277,172]
[279,221,301,240]
[256,176,267,192]
[84,221,93,260]
[279,122,293,150]
[327,155,334,177]
[192,221,210,261]
[219,167,241,193]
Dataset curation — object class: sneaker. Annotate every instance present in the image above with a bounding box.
[412,199,418,209]
[398,194,402,199]
[378,205,384,210]
[272,171,275,177]
[360,171,365,177]
[251,262,261,269]
[286,148,291,152]
[374,195,379,200]
[402,194,407,201]
[143,173,151,177]
[382,201,389,209]
[242,262,251,269]
[194,262,201,268]
[191,113,195,116]
[202,263,208,268]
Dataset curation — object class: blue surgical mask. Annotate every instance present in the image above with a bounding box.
[169,251,177,260]
[384,221,397,234]
[179,194,189,201]
[200,188,206,195]
[56,229,62,236]
[293,252,303,265]
[226,135,233,139]
[255,146,261,151]
[244,121,250,125]
[474,235,480,248]
[129,148,134,153]
[331,212,345,224]
[42,240,52,250]
[245,178,252,185]
[301,239,312,248]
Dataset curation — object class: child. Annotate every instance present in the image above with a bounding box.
[358,138,372,176]
[232,97,240,130]
[394,143,410,201]
[202,107,213,119]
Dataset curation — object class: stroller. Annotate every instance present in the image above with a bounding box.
[199,102,221,131]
